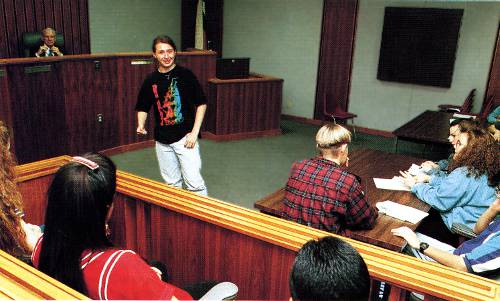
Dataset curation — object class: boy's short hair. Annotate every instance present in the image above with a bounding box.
[290,236,370,301]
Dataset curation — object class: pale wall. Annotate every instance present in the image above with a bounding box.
[223,0,499,132]
[350,0,500,131]
[222,0,324,118]
[88,0,181,53]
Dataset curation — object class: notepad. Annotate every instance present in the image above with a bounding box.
[373,177,411,191]
[376,200,429,224]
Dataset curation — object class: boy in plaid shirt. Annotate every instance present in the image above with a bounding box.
[282,123,378,235]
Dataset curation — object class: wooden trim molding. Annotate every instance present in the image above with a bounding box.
[100,140,155,156]
[0,50,217,66]
[0,250,87,300]
[201,129,281,141]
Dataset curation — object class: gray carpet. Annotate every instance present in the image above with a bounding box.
[111,120,446,209]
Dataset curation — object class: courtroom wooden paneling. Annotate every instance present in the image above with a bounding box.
[115,57,157,146]
[61,58,120,153]
[13,156,500,300]
[110,194,296,298]
[204,74,283,140]
[0,0,90,58]
[8,62,68,163]
[0,51,216,163]
[314,0,358,119]
[0,66,14,152]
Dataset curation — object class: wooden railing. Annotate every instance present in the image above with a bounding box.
[0,250,87,300]
[6,156,499,300]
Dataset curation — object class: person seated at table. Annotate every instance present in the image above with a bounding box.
[400,126,499,245]
[31,153,193,299]
[33,27,64,57]
[282,123,378,235]
[486,105,500,141]
[0,120,42,262]
[289,236,370,301]
[419,119,480,179]
[392,195,500,279]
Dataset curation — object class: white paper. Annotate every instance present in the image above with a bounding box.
[407,163,427,176]
[373,177,411,191]
[376,200,429,224]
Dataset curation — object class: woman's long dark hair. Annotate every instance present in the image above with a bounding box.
[38,153,116,294]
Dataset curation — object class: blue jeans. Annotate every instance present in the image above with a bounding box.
[155,137,207,196]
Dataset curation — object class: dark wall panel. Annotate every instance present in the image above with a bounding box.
[314,0,358,119]
[0,0,90,58]
[8,63,68,163]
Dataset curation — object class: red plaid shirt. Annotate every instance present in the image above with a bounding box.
[282,157,378,235]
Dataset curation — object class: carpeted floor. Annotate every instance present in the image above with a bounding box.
[111,120,449,209]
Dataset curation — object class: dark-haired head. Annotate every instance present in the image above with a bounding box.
[290,236,370,301]
[39,153,116,294]
[152,35,177,53]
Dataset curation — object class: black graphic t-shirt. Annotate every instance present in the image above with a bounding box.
[135,65,207,144]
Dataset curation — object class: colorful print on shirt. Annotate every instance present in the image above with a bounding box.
[153,79,184,126]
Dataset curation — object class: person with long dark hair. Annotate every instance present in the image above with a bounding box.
[0,120,41,261]
[31,153,192,299]
[400,124,499,244]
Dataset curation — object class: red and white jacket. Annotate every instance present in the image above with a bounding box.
[32,237,192,300]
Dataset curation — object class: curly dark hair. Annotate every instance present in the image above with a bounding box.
[449,126,499,186]
[0,121,30,256]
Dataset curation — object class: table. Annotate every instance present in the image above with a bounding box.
[393,110,454,157]
[254,148,431,251]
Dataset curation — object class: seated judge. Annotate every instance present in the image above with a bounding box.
[400,125,499,245]
[33,27,64,57]
[282,123,378,235]
[392,195,500,278]
[289,236,370,301]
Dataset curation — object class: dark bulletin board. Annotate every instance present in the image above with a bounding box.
[377,7,463,88]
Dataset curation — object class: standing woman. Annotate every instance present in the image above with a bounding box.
[0,121,35,261]
[32,153,192,299]
[401,126,499,244]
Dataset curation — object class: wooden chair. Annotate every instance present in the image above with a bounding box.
[323,94,357,136]
[438,89,475,113]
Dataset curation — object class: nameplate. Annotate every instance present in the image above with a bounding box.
[0,69,5,77]
[24,65,52,74]
[130,59,152,65]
